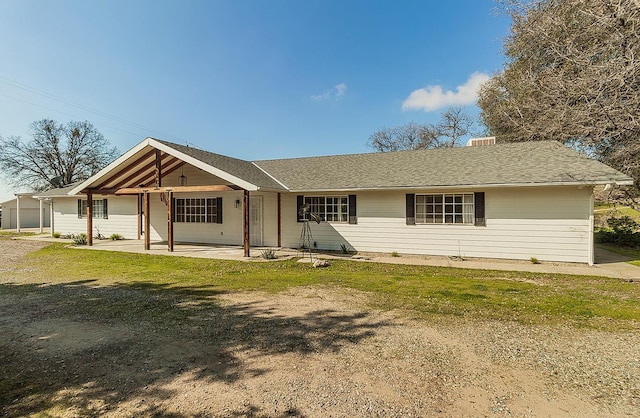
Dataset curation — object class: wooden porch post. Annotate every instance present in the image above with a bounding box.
[144,191,150,250]
[243,189,250,257]
[137,194,142,240]
[167,191,174,252]
[277,192,281,247]
[87,191,93,246]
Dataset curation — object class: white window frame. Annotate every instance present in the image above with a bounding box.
[80,199,107,219]
[175,198,218,223]
[303,195,349,223]
[416,193,474,225]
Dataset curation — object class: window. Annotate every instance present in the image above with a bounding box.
[416,193,473,224]
[303,196,348,222]
[175,198,221,223]
[78,199,108,219]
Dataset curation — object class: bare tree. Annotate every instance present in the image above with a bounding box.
[367,106,474,152]
[478,0,640,191]
[0,119,119,191]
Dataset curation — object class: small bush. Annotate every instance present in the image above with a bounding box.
[391,251,400,257]
[260,248,277,259]
[530,257,541,264]
[110,233,124,241]
[52,231,61,238]
[340,243,350,254]
[72,233,88,246]
[595,215,640,247]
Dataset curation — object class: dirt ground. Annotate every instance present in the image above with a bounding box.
[1,240,639,417]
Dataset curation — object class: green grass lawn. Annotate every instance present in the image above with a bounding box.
[5,243,639,330]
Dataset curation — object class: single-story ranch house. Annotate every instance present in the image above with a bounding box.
[34,137,632,265]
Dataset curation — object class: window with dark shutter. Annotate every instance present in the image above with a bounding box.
[474,192,485,226]
[216,197,223,224]
[348,194,357,224]
[406,194,415,225]
[296,195,304,222]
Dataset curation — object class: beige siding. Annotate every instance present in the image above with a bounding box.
[281,187,593,263]
[53,196,139,238]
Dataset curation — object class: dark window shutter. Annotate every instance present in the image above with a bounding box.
[296,195,304,222]
[348,194,357,224]
[103,199,108,219]
[216,197,223,224]
[474,192,485,226]
[78,199,82,219]
[406,194,415,225]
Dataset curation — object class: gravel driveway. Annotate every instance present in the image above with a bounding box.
[1,239,638,417]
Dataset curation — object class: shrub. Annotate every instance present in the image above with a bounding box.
[110,233,124,241]
[391,251,400,257]
[52,231,61,238]
[260,248,277,259]
[72,233,88,246]
[340,243,350,254]
[530,257,541,264]
[595,215,640,247]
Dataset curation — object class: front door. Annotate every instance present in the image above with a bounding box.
[250,196,263,246]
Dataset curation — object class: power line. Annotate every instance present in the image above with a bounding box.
[0,74,190,143]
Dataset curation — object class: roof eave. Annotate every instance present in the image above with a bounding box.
[287,179,634,193]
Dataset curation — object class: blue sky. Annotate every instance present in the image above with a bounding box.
[0,0,510,202]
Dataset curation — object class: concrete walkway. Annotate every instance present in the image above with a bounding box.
[12,232,640,280]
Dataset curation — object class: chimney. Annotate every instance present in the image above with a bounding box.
[466,136,496,147]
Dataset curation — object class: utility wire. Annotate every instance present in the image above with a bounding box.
[0,74,190,143]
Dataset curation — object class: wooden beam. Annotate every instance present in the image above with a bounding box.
[155,149,162,188]
[167,191,174,252]
[115,185,237,195]
[93,149,155,190]
[243,189,250,257]
[144,191,150,250]
[277,192,281,247]
[87,191,93,246]
[121,156,182,190]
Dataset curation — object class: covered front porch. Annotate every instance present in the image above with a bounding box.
[68,138,287,257]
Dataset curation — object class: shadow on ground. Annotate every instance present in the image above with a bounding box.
[0,279,389,416]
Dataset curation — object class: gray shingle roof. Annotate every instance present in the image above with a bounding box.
[154,139,286,190]
[33,182,82,198]
[254,141,632,191]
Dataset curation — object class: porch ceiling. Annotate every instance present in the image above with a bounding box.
[88,148,187,192]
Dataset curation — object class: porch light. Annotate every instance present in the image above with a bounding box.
[178,166,187,186]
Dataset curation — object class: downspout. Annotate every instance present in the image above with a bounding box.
[39,198,44,234]
[49,199,55,237]
[588,190,595,266]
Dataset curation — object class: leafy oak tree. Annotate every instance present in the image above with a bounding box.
[0,119,119,191]
[478,0,640,192]
[367,106,474,152]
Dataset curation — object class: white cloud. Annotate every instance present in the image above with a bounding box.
[311,82,347,102]
[401,72,490,112]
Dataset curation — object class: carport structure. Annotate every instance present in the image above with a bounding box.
[68,138,287,256]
